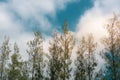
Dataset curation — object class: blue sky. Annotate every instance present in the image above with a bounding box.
[53,0,93,31]
[0,0,120,59]
[0,0,94,35]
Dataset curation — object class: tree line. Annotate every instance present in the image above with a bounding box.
[0,15,120,80]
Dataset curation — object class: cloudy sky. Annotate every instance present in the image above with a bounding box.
[0,0,120,59]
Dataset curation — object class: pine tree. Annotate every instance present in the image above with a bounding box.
[59,21,75,80]
[0,36,11,80]
[48,31,62,80]
[27,31,44,80]
[74,37,86,80]
[102,14,120,80]
[85,34,97,80]
[8,43,23,80]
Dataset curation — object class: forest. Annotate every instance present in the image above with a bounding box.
[0,15,120,80]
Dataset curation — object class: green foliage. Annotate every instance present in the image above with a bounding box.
[74,37,86,80]
[75,34,97,80]
[48,31,62,80]
[8,43,26,80]
[63,20,69,34]
[27,31,44,80]
[85,34,97,80]
[102,14,120,80]
[0,36,11,80]
[59,21,75,80]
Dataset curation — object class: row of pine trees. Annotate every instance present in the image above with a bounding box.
[0,15,120,80]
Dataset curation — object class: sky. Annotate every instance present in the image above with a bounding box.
[0,0,120,60]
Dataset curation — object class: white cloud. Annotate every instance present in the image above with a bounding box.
[0,5,21,32]
[76,0,120,70]
[76,0,120,41]
[9,0,75,17]
[0,0,77,60]
[0,0,77,35]
[7,0,77,30]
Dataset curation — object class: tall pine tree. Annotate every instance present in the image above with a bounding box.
[48,31,62,80]
[59,21,75,80]
[27,31,44,80]
[0,36,11,80]
[85,34,97,80]
[74,37,86,80]
[102,14,120,80]
[8,43,23,80]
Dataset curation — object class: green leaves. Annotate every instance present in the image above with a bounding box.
[74,35,97,80]
[27,31,44,80]
[0,36,11,80]
[101,14,120,80]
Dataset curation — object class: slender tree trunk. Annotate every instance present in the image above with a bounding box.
[111,24,116,80]
[1,64,3,80]
[32,56,35,80]
[112,50,116,80]
[88,52,91,80]
[1,59,4,80]
[38,58,41,80]
[51,59,55,80]
[51,67,55,80]
[63,60,65,80]
[113,54,116,80]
